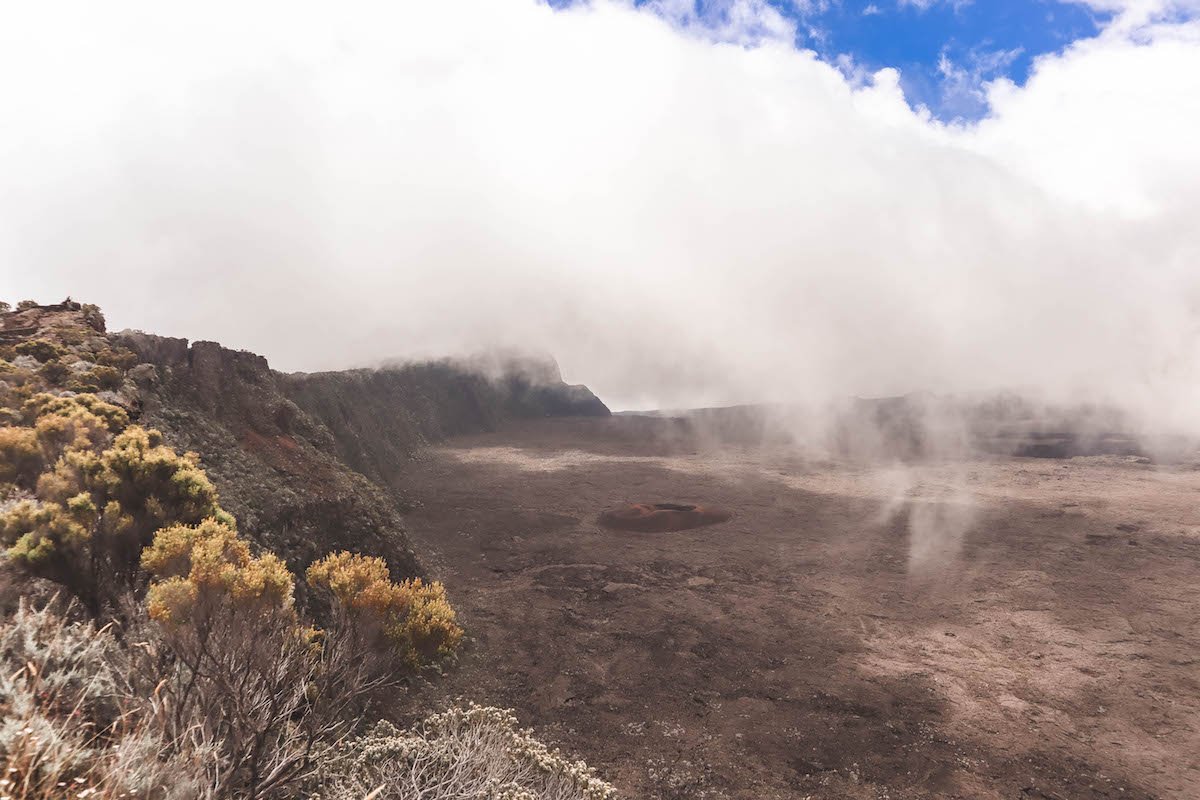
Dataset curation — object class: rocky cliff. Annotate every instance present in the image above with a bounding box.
[1,301,607,580]
[281,356,608,487]
[118,331,607,577]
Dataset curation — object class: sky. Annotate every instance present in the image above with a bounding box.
[568,0,1121,120]
[788,0,1115,119]
[2,0,1200,427]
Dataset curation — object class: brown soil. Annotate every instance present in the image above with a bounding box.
[397,416,1200,800]
[599,503,733,532]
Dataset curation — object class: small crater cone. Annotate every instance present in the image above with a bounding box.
[598,502,732,532]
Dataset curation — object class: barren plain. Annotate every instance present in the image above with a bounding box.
[399,416,1200,800]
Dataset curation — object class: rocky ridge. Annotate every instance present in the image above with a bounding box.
[2,301,609,580]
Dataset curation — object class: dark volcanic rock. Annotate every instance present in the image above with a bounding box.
[502,375,611,419]
[110,328,609,581]
[281,355,609,486]
[117,332,422,579]
[598,502,733,532]
[280,365,504,486]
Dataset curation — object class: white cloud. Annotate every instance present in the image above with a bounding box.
[1067,0,1200,34]
[1070,0,1200,13]
[967,16,1200,215]
[897,0,973,11]
[1,0,1198,431]
[642,0,796,44]
[934,46,1023,120]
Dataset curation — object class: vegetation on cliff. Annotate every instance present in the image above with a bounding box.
[0,300,613,799]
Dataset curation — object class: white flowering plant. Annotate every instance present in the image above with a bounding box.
[315,703,617,800]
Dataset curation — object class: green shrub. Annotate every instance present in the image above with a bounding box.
[94,347,138,370]
[97,427,227,528]
[35,359,67,385]
[14,340,64,364]
[89,365,123,390]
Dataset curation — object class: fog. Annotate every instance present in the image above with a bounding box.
[2,0,1199,428]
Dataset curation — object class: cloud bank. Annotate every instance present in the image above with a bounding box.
[1,0,1198,427]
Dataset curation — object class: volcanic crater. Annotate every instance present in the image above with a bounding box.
[597,502,733,532]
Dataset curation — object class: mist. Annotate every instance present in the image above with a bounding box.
[2,0,1199,428]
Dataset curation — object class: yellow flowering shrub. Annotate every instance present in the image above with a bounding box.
[33,405,109,462]
[0,392,230,612]
[142,518,294,624]
[23,392,129,432]
[307,552,463,669]
[95,426,227,529]
[0,425,40,486]
[14,339,64,363]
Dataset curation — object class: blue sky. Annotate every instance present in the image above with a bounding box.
[791,0,1114,119]
[552,0,1119,120]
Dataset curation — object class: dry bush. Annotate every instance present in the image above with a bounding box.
[0,545,431,800]
[0,597,482,800]
[316,704,617,800]
[146,599,329,798]
[2,399,472,797]
[0,591,404,800]
[0,600,211,800]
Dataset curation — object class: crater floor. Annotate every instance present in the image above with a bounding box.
[398,416,1200,799]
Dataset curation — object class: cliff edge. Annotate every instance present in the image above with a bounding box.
[1,300,608,579]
